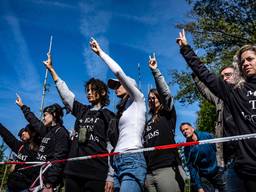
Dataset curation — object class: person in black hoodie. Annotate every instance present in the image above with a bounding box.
[43,53,115,192]
[176,29,256,192]
[143,54,184,192]
[16,96,70,192]
[0,123,40,191]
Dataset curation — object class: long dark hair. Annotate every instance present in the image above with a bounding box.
[148,88,163,123]
[116,94,129,119]
[20,124,41,151]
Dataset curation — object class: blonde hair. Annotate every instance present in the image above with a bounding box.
[231,44,256,88]
[232,55,245,88]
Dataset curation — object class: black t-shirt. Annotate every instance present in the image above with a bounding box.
[143,107,180,171]
[64,100,114,180]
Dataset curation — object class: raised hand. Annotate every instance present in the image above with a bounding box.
[43,53,53,70]
[15,93,24,107]
[90,37,102,55]
[148,53,157,70]
[176,29,188,47]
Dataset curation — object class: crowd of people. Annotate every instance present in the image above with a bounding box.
[0,30,256,192]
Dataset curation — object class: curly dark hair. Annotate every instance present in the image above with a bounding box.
[85,78,110,106]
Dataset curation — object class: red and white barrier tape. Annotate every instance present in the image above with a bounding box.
[29,163,52,191]
[1,133,256,170]
[0,161,43,165]
[1,132,255,192]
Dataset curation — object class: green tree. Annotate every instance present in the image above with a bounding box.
[0,143,9,191]
[196,100,216,133]
[173,0,256,131]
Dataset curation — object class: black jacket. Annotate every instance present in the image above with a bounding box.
[21,105,70,186]
[0,123,38,190]
[180,45,256,177]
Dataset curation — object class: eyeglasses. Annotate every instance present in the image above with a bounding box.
[221,72,233,79]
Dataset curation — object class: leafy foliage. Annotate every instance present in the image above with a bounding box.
[0,143,9,191]
[171,69,198,104]
[173,0,256,104]
[173,0,256,131]
[196,100,216,133]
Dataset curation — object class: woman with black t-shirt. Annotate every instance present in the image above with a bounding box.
[43,54,115,192]
[143,54,184,192]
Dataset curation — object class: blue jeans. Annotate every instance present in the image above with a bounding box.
[224,160,246,192]
[112,152,146,192]
[192,168,225,192]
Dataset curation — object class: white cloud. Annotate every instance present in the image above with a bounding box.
[3,15,40,93]
[79,1,112,80]
[29,0,76,9]
[83,37,109,79]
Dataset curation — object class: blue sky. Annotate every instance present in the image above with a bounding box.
[0,0,199,152]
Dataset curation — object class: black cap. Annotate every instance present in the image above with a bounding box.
[107,79,121,90]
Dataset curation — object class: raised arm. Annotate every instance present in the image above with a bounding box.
[90,38,143,100]
[43,54,75,111]
[0,123,22,153]
[16,94,46,136]
[148,53,173,110]
[176,30,230,101]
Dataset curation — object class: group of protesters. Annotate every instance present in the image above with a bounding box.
[0,30,256,192]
